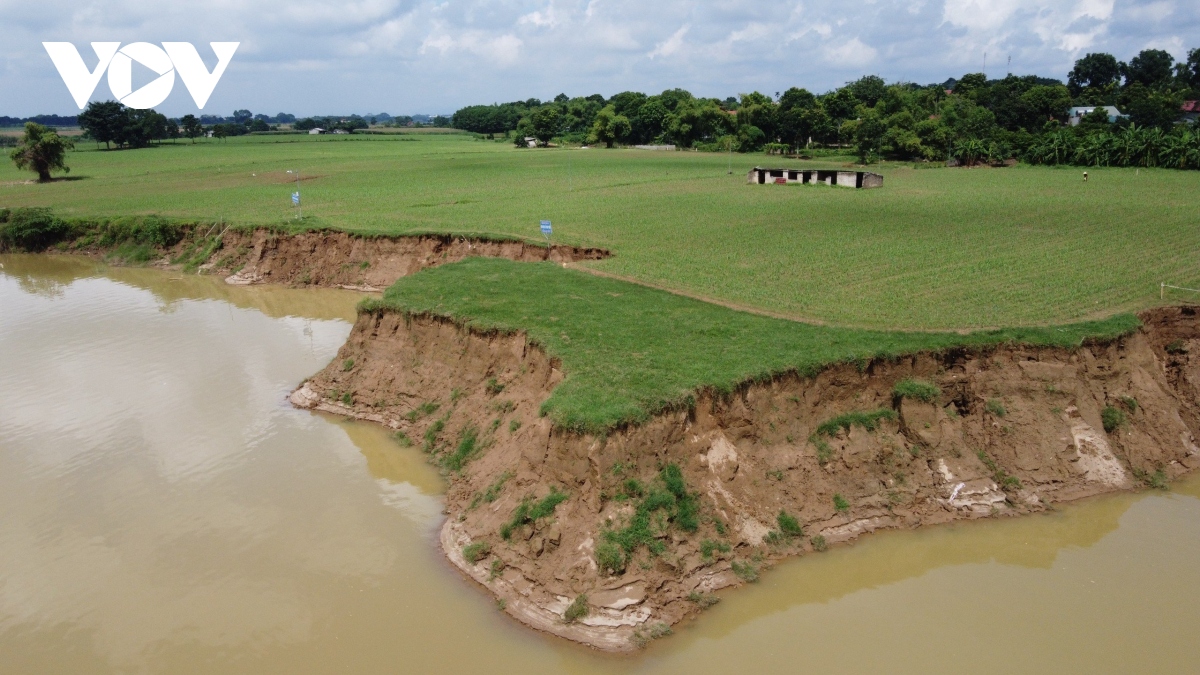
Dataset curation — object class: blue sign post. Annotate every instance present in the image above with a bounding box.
[540,220,552,240]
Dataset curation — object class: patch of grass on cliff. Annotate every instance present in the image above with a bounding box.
[363,257,1140,433]
[892,378,941,403]
[597,464,699,574]
[815,409,898,437]
[500,487,568,540]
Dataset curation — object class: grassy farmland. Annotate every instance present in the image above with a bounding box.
[3,132,1199,330]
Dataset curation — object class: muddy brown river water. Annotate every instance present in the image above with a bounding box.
[3,254,1200,674]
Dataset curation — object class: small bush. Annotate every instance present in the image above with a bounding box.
[833,494,850,512]
[596,541,625,575]
[1101,406,1126,433]
[985,399,1007,417]
[509,419,521,432]
[700,539,730,561]
[777,510,803,537]
[341,392,352,406]
[687,592,720,609]
[816,408,897,437]
[893,378,941,403]
[563,594,589,623]
[0,207,71,251]
[342,358,355,371]
[810,535,828,552]
[463,541,490,564]
[1166,339,1188,355]
[393,431,412,447]
[450,387,464,403]
[731,560,759,583]
[489,558,504,581]
[632,622,672,648]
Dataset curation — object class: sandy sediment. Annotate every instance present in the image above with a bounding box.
[290,305,1200,652]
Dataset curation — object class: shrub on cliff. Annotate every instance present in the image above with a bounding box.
[0,207,72,252]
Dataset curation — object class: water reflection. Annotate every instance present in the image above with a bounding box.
[2,254,1200,674]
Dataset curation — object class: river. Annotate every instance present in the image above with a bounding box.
[2,254,1199,674]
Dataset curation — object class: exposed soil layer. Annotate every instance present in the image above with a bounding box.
[291,305,1200,652]
[62,227,608,289]
[212,230,608,289]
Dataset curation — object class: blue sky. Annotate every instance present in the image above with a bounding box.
[1,0,1197,117]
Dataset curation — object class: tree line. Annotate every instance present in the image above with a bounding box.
[452,47,1200,168]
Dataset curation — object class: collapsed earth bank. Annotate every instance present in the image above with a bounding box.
[290,305,1200,651]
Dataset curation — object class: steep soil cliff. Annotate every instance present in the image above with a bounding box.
[213,229,607,289]
[291,306,1200,651]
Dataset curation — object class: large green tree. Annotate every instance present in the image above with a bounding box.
[530,106,562,145]
[77,100,127,149]
[10,122,73,182]
[1068,53,1121,95]
[181,114,203,143]
[587,106,631,148]
[1123,49,1176,88]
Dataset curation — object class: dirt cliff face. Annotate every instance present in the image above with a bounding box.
[290,306,1200,652]
[213,229,608,289]
[61,226,608,289]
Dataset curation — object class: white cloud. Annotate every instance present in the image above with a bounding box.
[824,37,878,68]
[1144,34,1185,58]
[419,30,523,66]
[1125,1,1174,23]
[647,24,688,59]
[519,3,558,28]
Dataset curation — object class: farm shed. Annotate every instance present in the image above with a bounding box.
[747,168,883,189]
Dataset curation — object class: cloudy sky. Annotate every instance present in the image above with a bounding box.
[1,0,1197,117]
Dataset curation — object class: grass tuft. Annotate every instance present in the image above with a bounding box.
[462,541,490,564]
[500,488,568,540]
[1101,406,1126,433]
[892,378,941,403]
[563,594,589,623]
[815,409,898,437]
[776,510,803,537]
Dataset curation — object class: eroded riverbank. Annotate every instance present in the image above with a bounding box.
[5,255,1200,673]
[295,306,1200,651]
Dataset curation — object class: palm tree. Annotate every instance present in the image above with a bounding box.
[9,122,73,182]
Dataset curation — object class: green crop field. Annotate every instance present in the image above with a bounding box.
[3,132,1198,330]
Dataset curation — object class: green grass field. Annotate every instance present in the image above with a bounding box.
[367,258,1137,432]
[3,133,1199,329]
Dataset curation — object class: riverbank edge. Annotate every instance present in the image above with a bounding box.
[291,304,1200,652]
